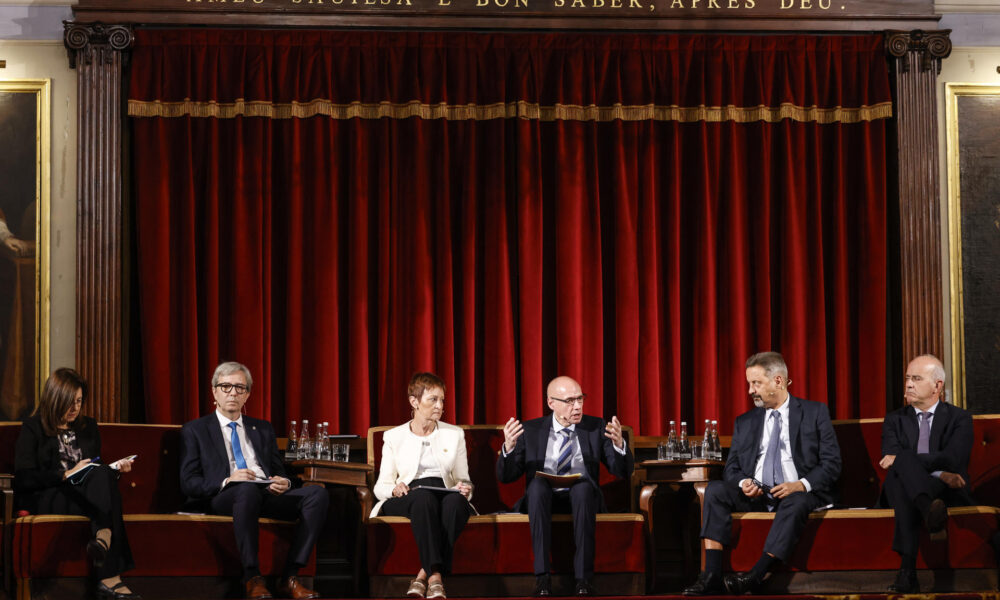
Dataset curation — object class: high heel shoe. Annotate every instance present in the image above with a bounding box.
[97,581,142,599]
[86,537,109,568]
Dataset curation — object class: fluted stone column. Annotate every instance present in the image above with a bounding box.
[885,29,952,362]
[64,22,134,421]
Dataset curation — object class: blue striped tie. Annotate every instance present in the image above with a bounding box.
[556,430,574,475]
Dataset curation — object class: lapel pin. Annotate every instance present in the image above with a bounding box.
[443,448,448,452]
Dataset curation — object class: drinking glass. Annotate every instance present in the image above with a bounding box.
[332,443,350,462]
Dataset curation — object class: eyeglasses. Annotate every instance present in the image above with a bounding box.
[215,383,250,396]
[550,394,586,406]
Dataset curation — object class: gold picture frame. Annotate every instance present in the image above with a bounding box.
[0,79,50,417]
[945,83,1000,410]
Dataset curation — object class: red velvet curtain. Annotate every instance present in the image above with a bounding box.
[129,30,890,435]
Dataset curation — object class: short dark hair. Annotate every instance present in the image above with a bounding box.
[745,351,789,379]
[408,372,446,400]
[35,368,88,436]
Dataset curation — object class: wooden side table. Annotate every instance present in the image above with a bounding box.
[638,459,724,591]
[289,459,373,595]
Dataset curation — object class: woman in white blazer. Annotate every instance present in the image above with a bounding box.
[371,372,474,600]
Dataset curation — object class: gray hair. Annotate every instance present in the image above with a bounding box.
[212,361,253,389]
[745,351,788,380]
[916,354,947,401]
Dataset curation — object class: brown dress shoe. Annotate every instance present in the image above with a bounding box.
[277,576,320,599]
[245,576,273,600]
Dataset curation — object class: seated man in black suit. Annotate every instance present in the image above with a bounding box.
[496,375,634,597]
[879,354,974,593]
[180,361,328,600]
[684,351,841,596]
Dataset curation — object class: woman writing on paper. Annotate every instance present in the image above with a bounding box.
[14,368,139,599]
[371,372,475,599]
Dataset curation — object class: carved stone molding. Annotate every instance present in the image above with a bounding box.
[64,20,133,421]
[886,29,952,74]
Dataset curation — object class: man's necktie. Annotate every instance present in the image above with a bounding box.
[555,430,574,475]
[228,422,249,470]
[917,411,931,454]
[762,411,784,491]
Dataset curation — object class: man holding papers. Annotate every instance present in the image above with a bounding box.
[496,376,633,596]
[180,362,328,600]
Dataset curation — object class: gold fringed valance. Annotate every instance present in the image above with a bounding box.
[128,98,893,124]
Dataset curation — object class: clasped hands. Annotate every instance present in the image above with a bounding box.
[230,468,290,494]
[741,478,805,499]
[391,481,472,498]
[501,416,625,453]
[878,454,965,489]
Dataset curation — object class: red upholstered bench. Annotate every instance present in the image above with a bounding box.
[365,424,646,597]
[0,423,315,600]
[698,415,1000,593]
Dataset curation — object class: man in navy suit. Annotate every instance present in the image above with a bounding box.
[180,362,328,600]
[879,354,974,593]
[496,376,634,597]
[684,352,841,596]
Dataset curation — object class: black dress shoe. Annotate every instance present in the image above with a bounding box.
[533,574,551,597]
[575,578,596,596]
[96,581,142,599]
[682,571,726,596]
[887,568,919,593]
[926,498,948,540]
[724,572,763,595]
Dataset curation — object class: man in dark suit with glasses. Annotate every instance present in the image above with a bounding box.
[180,361,328,600]
[497,376,633,596]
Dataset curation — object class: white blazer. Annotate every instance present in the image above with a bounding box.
[370,420,473,518]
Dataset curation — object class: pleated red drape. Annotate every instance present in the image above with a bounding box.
[129,30,890,435]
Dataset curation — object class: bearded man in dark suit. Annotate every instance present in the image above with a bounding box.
[497,376,634,597]
[879,354,974,593]
[180,361,328,600]
[684,351,842,596]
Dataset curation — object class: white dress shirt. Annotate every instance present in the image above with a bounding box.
[745,395,812,492]
[215,410,267,486]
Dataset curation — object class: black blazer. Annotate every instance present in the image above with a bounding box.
[880,400,974,503]
[496,414,634,512]
[724,395,842,505]
[179,413,289,502]
[14,415,102,512]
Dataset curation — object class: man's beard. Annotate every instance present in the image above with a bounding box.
[752,394,764,408]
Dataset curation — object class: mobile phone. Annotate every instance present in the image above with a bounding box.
[751,478,772,494]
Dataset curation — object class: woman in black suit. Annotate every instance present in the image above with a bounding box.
[14,368,140,599]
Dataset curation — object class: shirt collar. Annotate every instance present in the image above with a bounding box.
[766,394,791,421]
[216,409,244,429]
[551,414,576,434]
[915,400,940,417]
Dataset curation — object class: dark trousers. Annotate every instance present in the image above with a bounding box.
[379,477,474,575]
[211,482,329,580]
[882,450,950,557]
[36,464,134,579]
[524,477,599,579]
[699,479,822,562]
